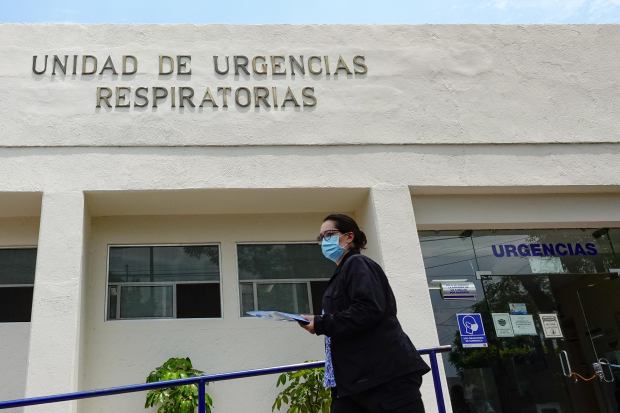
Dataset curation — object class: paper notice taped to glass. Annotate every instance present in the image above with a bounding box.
[510,314,537,336]
[492,313,515,337]
[247,311,310,324]
[538,313,563,338]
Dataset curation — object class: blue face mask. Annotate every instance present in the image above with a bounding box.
[321,235,347,262]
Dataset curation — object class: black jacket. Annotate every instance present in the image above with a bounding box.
[314,249,430,397]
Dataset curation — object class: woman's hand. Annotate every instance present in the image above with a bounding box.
[298,315,315,334]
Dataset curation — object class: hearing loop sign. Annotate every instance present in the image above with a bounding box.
[457,313,488,348]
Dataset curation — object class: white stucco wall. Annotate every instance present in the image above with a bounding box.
[412,193,620,230]
[0,217,40,413]
[0,145,619,194]
[25,193,88,413]
[2,24,620,146]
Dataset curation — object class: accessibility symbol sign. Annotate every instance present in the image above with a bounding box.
[457,313,488,348]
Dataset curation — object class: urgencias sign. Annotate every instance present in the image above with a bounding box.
[31,54,368,109]
[491,243,598,257]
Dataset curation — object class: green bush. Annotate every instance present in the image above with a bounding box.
[145,357,214,413]
[272,363,331,413]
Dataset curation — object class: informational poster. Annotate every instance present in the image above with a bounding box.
[538,313,563,338]
[510,314,537,336]
[492,313,515,337]
[457,313,488,348]
[440,282,476,300]
[509,303,527,315]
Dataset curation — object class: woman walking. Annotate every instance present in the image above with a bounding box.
[299,214,430,413]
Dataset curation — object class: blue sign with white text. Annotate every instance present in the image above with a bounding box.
[457,313,488,348]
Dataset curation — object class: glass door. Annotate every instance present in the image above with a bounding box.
[575,273,620,413]
[428,274,512,413]
[481,275,576,413]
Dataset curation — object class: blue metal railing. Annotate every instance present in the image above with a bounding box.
[0,345,451,413]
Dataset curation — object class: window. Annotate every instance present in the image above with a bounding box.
[0,248,37,323]
[107,245,221,320]
[237,243,335,316]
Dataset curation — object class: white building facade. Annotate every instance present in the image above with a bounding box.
[2,24,620,413]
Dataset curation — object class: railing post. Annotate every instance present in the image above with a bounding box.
[429,350,447,413]
[198,379,206,413]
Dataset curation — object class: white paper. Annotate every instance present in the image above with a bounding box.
[539,313,563,338]
[492,313,515,337]
[510,314,537,336]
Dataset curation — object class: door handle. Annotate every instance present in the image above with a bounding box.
[598,359,615,383]
[559,350,572,377]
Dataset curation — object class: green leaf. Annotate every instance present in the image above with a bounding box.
[144,358,214,413]
[271,366,330,413]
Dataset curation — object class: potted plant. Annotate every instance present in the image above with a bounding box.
[145,357,214,413]
[272,363,331,413]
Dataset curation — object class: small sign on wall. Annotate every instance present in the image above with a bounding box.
[440,282,476,300]
[539,313,563,338]
[492,313,515,337]
[510,314,537,336]
[457,313,488,348]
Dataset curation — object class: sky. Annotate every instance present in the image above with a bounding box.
[2,0,620,24]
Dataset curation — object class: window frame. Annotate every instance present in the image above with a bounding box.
[105,243,223,322]
[0,246,38,324]
[235,241,331,318]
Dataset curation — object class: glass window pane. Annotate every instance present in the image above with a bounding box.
[176,283,221,318]
[419,229,620,276]
[240,283,255,316]
[472,229,616,275]
[256,283,310,315]
[418,231,478,277]
[0,286,33,322]
[310,281,329,315]
[0,248,37,285]
[119,286,173,319]
[109,245,220,283]
[108,286,118,320]
[237,244,334,281]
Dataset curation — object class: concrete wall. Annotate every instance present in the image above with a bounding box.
[411,193,620,229]
[81,212,333,413]
[2,25,620,146]
[0,217,40,413]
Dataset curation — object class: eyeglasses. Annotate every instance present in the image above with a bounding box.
[316,230,346,245]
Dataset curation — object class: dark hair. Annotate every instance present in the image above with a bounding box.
[323,214,367,250]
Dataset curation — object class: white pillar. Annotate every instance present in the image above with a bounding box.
[25,192,88,413]
[357,185,452,413]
